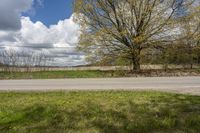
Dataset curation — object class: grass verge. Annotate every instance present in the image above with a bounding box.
[0,70,113,79]
[0,68,200,79]
[0,91,200,133]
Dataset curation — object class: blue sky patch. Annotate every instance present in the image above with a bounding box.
[23,0,73,26]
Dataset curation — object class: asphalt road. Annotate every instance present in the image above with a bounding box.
[0,77,200,95]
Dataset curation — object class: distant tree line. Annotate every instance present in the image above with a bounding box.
[0,49,53,72]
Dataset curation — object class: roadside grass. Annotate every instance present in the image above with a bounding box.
[0,70,114,79]
[0,91,200,133]
[0,68,200,79]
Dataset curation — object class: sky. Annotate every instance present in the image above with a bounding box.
[23,0,74,26]
[0,0,85,66]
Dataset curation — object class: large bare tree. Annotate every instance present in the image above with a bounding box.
[74,0,194,70]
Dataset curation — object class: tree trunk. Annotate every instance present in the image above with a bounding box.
[133,60,140,71]
[190,63,193,69]
[131,56,141,72]
[188,45,193,69]
[190,54,193,69]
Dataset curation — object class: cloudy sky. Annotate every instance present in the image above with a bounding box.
[0,0,85,66]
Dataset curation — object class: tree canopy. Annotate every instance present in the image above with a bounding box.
[74,0,200,70]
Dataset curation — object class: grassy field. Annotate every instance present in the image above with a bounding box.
[0,91,200,133]
[0,68,200,79]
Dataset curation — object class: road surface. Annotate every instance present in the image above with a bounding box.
[0,77,200,95]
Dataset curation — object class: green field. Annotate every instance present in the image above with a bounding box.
[0,68,200,79]
[0,91,200,133]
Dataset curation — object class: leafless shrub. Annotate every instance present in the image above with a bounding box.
[0,49,53,72]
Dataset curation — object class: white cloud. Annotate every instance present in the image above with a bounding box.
[20,15,80,47]
[0,0,84,66]
[50,16,80,46]
[20,17,49,44]
[0,15,84,66]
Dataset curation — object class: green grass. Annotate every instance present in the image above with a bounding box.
[0,91,200,133]
[0,68,200,79]
[0,70,116,79]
